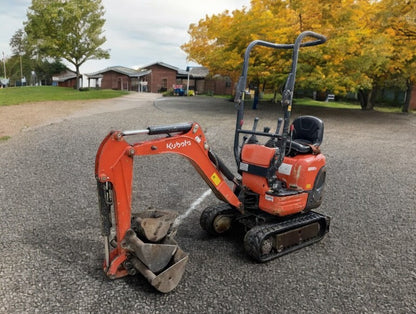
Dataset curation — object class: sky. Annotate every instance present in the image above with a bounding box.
[0,0,251,74]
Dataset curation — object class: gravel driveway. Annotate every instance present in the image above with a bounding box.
[0,93,415,313]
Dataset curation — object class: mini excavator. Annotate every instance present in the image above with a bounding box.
[95,31,330,293]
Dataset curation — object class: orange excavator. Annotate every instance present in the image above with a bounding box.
[95,31,330,293]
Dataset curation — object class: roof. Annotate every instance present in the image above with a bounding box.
[85,62,208,79]
[86,66,151,78]
[189,66,209,78]
[139,62,179,72]
[177,66,209,79]
[52,70,77,82]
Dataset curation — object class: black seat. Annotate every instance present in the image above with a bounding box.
[289,116,324,154]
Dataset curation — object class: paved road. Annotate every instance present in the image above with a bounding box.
[1,94,415,313]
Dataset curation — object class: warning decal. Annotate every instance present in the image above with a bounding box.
[211,173,221,186]
[278,162,293,176]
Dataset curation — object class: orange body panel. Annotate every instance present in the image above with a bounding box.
[240,143,325,216]
[259,192,308,216]
[241,172,269,195]
[241,144,277,167]
[277,154,326,191]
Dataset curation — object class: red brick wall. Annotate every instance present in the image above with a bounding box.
[147,65,177,93]
[58,78,77,88]
[409,85,416,110]
[204,77,234,95]
[100,71,132,90]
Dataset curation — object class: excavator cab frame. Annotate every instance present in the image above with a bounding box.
[233,31,326,167]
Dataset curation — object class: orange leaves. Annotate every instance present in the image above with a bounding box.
[182,0,416,95]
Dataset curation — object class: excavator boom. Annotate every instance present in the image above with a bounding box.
[95,122,241,292]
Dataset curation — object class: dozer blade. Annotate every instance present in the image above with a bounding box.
[133,210,177,242]
[130,246,189,293]
[121,229,177,273]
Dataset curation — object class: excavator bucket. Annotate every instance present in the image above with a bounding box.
[120,210,189,293]
[121,229,177,273]
[129,245,189,293]
[132,210,177,242]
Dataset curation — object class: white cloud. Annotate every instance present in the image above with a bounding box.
[0,0,251,73]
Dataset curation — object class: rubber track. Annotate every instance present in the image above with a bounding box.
[244,211,330,262]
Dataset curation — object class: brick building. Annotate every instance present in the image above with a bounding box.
[85,62,235,95]
[86,66,151,91]
[139,62,179,93]
[52,70,78,88]
[408,86,416,110]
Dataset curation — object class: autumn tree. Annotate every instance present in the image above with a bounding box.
[24,0,109,89]
[376,0,416,112]
[182,0,351,98]
[183,0,415,111]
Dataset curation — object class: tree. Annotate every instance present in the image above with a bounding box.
[376,0,416,112]
[9,28,67,86]
[24,0,110,89]
[182,0,416,110]
[9,29,27,84]
[181,0,347,98]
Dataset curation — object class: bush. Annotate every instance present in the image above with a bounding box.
[162,89,174,97]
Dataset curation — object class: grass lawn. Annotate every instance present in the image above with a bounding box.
[294,97,361,110]
[0,86,129,106]
[244,93,413,113]
[295,97,415,113]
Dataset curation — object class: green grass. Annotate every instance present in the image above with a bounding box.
[0,136,11,142]
[294,98,361,110]
[0,86,129,106]
[225,93,412,113]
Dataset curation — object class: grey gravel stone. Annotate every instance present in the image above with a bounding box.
[0,94,415,313]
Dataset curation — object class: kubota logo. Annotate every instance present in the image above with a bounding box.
[166,140,192,150]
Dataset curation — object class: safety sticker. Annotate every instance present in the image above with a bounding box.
[278,162,292,175]
[211,173,221,186]
[265,194,274,202]
[239,162,249,172]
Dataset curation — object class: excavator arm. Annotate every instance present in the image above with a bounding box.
[95,122,242,290]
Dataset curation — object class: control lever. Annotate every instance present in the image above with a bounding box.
[252,117,259,132]
[276,118,283,135]
[265,117,283,148]
[247,117,259,144]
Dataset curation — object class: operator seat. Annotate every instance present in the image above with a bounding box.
[289,116,324,154]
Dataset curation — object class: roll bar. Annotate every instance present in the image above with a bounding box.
[233,31,326,164]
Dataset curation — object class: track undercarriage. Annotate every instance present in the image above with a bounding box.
[200,203,330,262]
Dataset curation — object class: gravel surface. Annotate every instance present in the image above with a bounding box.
[0,93,415,313]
